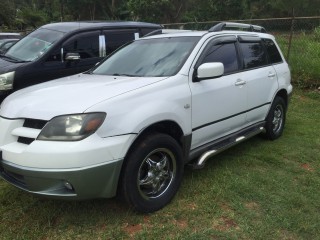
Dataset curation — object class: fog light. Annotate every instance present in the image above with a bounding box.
[64,181,74,190]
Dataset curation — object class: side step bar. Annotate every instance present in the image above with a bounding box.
[190,122,265,169]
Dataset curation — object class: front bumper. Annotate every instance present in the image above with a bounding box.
[0,118,137,199]
[0,156,123,199]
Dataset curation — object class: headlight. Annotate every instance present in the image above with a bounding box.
[37,113,106,141]
[0,71,15,91]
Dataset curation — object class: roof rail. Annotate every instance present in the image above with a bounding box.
[209,22,267,33]
[143,29,163,37]
[143,29,193,38]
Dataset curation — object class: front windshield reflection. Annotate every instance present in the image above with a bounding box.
[5,28,64,62]
[93,37,200,77]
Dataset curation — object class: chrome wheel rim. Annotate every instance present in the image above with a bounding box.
[137,148,176,200]
[272,104,284,134]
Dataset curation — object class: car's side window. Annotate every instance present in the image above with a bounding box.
[262,38,283,64]
[103,30,136,56]
[45,47,61,62]
[45,32,100,62]
[239,41,268,69]
[200,42,239,74]
[63,32,100,59]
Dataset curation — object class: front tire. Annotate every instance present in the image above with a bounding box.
[265,96,286,140]
[120,133,184,213]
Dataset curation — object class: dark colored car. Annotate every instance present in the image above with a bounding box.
[0,39,19,54]
[0,21,161,102]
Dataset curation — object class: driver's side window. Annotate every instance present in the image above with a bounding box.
[201,42,239,75]
[46,47,61,62]
[63,33,99,59]
[46,32,100,62]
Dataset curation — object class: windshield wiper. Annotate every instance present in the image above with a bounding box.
[0,54,29,63]
[112,73,141,77]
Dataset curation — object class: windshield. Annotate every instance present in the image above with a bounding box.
[92,37,200,77]
[5,28,64,62]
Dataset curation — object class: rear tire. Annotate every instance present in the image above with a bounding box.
[119,133,184,213]
[265,96,286,140]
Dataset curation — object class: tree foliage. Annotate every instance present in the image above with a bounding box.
[0,0,319,30]
[0,0,16,27]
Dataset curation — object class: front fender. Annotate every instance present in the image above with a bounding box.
[88,76,192,138]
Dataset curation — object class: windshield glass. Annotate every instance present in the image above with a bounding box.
[92,37,200,77]
[5,28,64,62]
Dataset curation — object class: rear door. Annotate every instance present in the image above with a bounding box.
[237,36,279,124]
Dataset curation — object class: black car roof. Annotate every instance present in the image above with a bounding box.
[40,21,161,33]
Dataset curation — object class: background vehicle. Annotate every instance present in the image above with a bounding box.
[0,23,292,213]
[0,33,21,40]
[0,39,19,54]
[0,21,161,102]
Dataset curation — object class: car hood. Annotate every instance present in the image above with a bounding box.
[1,73,168,120]
[0,57,24,73]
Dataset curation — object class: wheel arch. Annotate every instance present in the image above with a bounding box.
[126,120,191,162]
[274,88,288,109]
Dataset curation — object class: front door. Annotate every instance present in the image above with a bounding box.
[189,36,247,149]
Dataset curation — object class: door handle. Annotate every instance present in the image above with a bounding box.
[268,73,276,78]
[235,80,246,86]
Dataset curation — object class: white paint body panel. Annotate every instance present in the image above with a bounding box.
[1,74,169,120]
[0,30,292,200]
[190,73,247,149]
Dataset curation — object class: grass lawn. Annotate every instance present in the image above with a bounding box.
[0,88,319,239]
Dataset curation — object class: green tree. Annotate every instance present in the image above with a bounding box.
[0,0,16,27]
[246,0,320,18]
[127,0,187,23]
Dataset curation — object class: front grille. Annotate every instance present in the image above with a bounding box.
[18,137,35,145]
[23,118,47,129]
[13,118,48,145]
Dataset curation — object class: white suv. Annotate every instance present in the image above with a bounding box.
[0,22,292,213]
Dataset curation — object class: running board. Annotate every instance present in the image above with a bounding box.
[190,123,265,169]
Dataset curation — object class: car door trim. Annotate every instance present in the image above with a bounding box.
[192,102,271,131]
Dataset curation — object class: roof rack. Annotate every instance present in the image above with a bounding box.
[144,29,163,37]
[143,29,193,38]
[209,22,267,33]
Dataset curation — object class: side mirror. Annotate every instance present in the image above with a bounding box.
[65,52,81,61]
[194,62,224,82]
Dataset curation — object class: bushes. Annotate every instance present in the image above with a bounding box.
[276,32,320,88]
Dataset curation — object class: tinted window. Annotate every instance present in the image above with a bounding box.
[104,31,136,55]
[201,43,239,74]
[240,42,268,69]
[46,48,61,62]
[263,38,283,64]
[64,32,99,59]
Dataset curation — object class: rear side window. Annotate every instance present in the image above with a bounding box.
[240,42,268,69]
[263,38,283,64]
[104,30,136,55]
[201,43,239,74]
